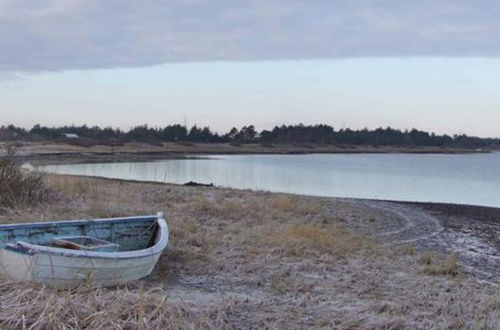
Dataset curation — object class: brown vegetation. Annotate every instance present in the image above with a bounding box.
[0,175,498,329]
[6,141,489,167]
[420,252,461,276]
[270,224,375,257]
[0,283,231,330]
[0,153,49,210]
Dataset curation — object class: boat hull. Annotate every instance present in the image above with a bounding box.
[0,214,168,288]
[0,249,162,288]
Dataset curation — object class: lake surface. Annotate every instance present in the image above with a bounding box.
[39,153,500,207]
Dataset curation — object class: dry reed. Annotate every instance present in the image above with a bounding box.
[269,223,375,257]
[0,175,497,329]
[0,156,49,210]
[0,281,230,330]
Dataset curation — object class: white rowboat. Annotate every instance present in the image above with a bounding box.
[0,213,168,288]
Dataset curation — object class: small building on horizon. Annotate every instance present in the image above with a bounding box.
[61,133,79,139]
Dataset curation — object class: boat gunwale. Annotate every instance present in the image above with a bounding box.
[0,214,169,260]
[0,214,158,231]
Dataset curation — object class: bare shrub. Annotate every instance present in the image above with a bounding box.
[0,156,49,210]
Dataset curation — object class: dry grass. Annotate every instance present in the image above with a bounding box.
[406,243,416,256]
[0,282,231,330]
[13,141,483,160]
[189,196,246,219]
[421,253,461,276]
[0,157,49,210]
[270,224,375,257]
[0,175,498,329]
[48,175,99,198]
[267,195,322,215]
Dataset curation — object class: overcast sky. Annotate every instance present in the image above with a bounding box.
[1,0,499,137]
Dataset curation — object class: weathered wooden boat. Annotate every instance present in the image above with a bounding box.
[0,213,168,288]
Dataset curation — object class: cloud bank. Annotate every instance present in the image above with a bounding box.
[1,0,499,72]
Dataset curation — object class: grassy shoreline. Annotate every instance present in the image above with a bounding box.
[6,141,494,166]
[0,175,498,329]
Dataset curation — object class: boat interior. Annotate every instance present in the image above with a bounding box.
[0,216,159,252]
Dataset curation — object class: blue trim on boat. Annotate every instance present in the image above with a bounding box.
[1,215,169,260]
[0,215,157,231]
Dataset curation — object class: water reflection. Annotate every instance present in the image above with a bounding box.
[39,153,500,207]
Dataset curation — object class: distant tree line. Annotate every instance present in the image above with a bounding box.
[1,123,499,148]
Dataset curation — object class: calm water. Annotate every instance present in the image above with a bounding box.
[39,153,500,207]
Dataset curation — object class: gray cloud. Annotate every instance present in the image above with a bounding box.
[1,0,499,72]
